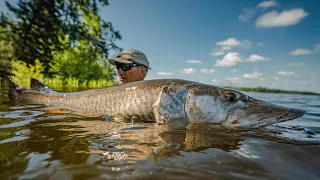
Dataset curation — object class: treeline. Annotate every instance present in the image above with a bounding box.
[226,86,320,95]
[0,0,121,89]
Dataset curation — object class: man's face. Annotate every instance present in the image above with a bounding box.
[116,63,146,84]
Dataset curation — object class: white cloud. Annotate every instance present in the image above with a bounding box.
[210,46,233,56]
[215,53,269,66]
[257,43,264,47]
[211,38,252,56]
[287,62,305,67]
[272,84,278,86]
[216,37,252,48]
[215,52,243,66]
[243,71,263,78]
[257,0,277,8]
[238,0,276,23]
[225,76,244,85]
[210,37,252,56]
[231,69,238,72]
[293,76,320,81]
[238,8,256,22]
[289,44,320,56]
[238,39,252,49]
[293,76,303,80]
[181,68,196,74]
[259,78,267,81]
[226,77,242,81]
[274,76,280,80]
[157,72,172,76]
[247,54,269,62]
[277,71,295,76]
[311,76,320,80]
[200,68,215,74]
[211,49,225,56]
[256,8,308,28]
[187,60,202,64]
[210,78,219,84]
[216,37,241,47]
[289,48,312,56]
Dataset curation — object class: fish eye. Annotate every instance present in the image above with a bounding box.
[225,92,238,102]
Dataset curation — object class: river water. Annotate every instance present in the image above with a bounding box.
[0,84,319,180]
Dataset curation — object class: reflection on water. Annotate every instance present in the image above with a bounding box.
[0,85,320,179]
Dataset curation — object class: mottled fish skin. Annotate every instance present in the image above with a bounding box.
[11,79,193,121]
[6,78,306,128]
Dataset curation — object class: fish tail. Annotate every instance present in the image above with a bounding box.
[0,71,19,99]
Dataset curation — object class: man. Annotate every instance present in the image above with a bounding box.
[109,48,150,84]
[15,48,149,91]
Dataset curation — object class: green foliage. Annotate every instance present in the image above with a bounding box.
[49,35,116,82]
[44,77,64,90]
[1,0,63,71]
[10,59,117,90]
[0,0,121,88]
[10,59,44,87]
[0,26,15,75]
[1,0,122,77]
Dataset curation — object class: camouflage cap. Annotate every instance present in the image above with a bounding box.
[108,49,149,68]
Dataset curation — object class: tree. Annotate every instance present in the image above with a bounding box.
[0,26,15,76]
[0,0,121,77]
[49,35,116,82]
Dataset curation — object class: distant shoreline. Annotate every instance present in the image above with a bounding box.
[225,86,320,96]
[1,78,319,95]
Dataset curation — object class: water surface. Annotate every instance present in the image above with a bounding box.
[0,84,319,180]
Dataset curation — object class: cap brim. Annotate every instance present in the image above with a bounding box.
[108,58,133,65]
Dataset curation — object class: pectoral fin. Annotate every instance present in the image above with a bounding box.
[152,84,189,124]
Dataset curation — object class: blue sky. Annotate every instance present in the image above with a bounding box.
[1,0,319,93]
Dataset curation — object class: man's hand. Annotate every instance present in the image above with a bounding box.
[16,86,28,92]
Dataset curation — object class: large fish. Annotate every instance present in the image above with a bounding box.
[4,76,305,128]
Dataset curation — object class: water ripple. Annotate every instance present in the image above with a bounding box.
[0,110,44,119]
[0,89,320,179]
[0,118,36,128]
[0,135,29,144]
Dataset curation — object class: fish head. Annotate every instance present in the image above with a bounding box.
[217,89,306,128]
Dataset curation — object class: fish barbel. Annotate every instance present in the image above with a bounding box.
[4,76,306,128]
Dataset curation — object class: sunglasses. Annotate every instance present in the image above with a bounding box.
[116,63,145,72]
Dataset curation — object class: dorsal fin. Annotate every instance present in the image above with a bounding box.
[30,78,48,91]
[3,74,19,89]
[1,73,20,100]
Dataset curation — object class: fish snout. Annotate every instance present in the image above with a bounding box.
[289,108,306,119]
[274,107,306,122]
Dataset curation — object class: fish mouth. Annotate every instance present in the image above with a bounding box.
[225,108,306,129]
[277,108,306,121]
